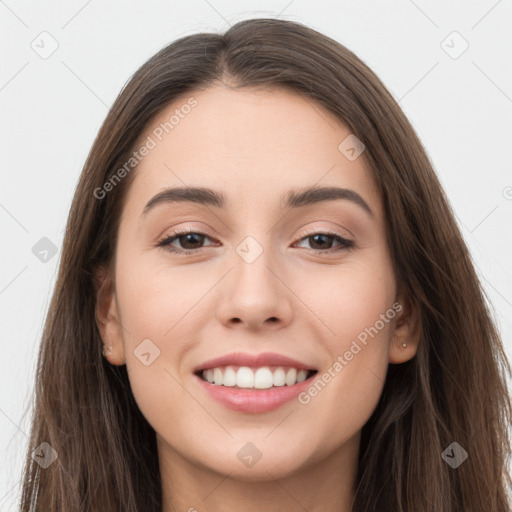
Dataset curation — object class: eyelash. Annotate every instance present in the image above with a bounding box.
[155,227,355,255]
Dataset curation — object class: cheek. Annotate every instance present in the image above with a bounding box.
[116,252,207,339]
[293,260,395,434]
[114,255,203,420]
[301,256,396,345]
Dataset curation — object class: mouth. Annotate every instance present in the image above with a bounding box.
[194,366,319,413]
[194,366,318,390]
[192,352,319,413]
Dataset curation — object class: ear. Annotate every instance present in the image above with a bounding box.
[388,285,421,364]
[94,264,126,365]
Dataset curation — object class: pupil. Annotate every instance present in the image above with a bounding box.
[182,233,202,249]
[312,234,330,249]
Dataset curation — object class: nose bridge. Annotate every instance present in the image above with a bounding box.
[215,230,293,328]
[232,232,280,297]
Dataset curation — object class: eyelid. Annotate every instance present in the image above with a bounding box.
[297,224,353,241]
[155,224,355,256]
[157,224,216,241]
[157,224,352,244]
[156,225,216,242]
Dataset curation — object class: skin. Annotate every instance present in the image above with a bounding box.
[96,84,420,512]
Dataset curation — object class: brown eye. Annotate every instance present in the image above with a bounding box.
[173,233,206,250]
[295,231,354,253]
[308,233,335,250]
[156,229,217,254]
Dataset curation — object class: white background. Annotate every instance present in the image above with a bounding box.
[1,1,511,510]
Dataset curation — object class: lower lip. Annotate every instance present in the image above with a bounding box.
[195,373,316,414]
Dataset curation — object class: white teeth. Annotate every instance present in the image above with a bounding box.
[200,365,313,388]
[213,367,223,385]
[254,368,273,389]
[236,367,254,388]
[296,369,308,383]
[223,366,237,387]
[273,367,286,386]
[285,368,297,386]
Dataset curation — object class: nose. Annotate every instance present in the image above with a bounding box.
[215,241,294,332]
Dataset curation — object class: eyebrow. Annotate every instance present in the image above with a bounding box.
[142,185,374,218]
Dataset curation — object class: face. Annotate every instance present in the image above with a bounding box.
[96,84,418,482]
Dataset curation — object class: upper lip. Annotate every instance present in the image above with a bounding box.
[193,352,316,373]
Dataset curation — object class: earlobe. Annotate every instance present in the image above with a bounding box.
[388,288,421,364]
[94,265,126,366]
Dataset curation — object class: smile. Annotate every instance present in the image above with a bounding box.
[194,366,318,414]
[192,352,319,413]
[197,365,317,389]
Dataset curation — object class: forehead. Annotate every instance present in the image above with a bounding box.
[124,85,382,219]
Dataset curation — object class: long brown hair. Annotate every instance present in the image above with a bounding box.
[18,18,512,511]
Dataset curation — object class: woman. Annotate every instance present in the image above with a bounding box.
[19,17,512,512]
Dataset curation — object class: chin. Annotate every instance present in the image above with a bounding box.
[196,444,314,482]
